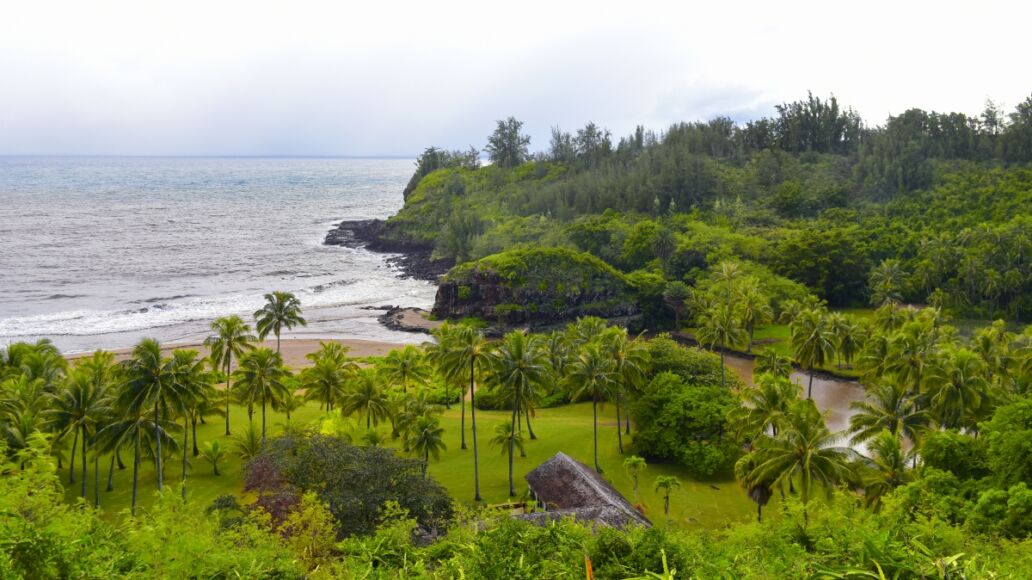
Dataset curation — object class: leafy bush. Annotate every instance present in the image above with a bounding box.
[630,372,740,475]
[244,434,453,537]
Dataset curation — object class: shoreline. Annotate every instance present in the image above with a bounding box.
[323,219,453,281]
[66,337,411,369]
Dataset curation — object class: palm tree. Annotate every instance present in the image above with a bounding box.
[489,330,547,495]
[49,351,116,492]
[696,304,747,389]
[737,284,773,353]
[233,347,288,443]
[848,381,929,444]
[302,351,356,412]
[869,259,906,307]
[272,380,303,422]
[790,309,836,399]
[490,421,524,458]
[923,348,989,430]
[740,400,854,526]
[734,452,773,522]
[623,455,647,502]
[340,368,390,430]
[205,315,256,436]
[601,327,649,446]
[662,281,691,330]
[653,475,681,523]
[566,343,616,473]
[407,415,446,476]
[827,312,861,368]
[426,324,466,446]
[124,338,172,491]
[166,349,208,499]
[715,259,742,304]
[253,291,307,354]
[883,319,938,394]
[382,345,431,393]
[101,399,174,516]
[729,374,800,442]
[435,325,491,501]
[652,227,677,272]
[857,429,912,510]
[200,440,226,476]
[754,350,792,380]
[186,383,224,457]
[231,424,263,461]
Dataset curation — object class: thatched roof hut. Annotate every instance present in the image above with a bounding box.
[518,452,650,529]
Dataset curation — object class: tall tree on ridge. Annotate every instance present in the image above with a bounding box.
[485,116,531,168]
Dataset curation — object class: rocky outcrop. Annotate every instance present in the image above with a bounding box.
[323,219,453,281]
[431,248,641,328]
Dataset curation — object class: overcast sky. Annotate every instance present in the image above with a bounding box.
[2,0,1030,156]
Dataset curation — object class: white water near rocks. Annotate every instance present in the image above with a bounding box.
[0,157,436,352]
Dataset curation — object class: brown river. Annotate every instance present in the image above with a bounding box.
[723,354,867,436]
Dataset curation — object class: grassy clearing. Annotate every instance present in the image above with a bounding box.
[63,399,757,529]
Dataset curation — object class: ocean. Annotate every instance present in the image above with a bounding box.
[0,157,436,353]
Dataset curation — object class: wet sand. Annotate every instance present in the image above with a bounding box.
[67,337,409,369]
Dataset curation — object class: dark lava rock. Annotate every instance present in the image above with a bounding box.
[323,219,453,282]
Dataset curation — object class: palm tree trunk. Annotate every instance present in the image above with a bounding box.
[757,502,762,522]
[592,397,600,473]
[470,363,481,502]
[107,453,116,492]
[94,452,100,508]
[225,358,232,436]
[615,394,625,454]
[807,371,814,399]
[424,448,429,478]
[720,349,726,389]
[117,448,125,470]
[182,415,189,500]
[276,331,281,355]
[625,411,631,435]
[131,431,140,517]
[69,427,79,484]
[460,386,467,450]
[81,425,88,499]
[366,410,371,430]
[192,416,199,457]
[261,393,267,443]
[525,408,537,441]
[154,400,163,491]
[664,493,670,522]
[748,326,755,353]
[508,394,519,497]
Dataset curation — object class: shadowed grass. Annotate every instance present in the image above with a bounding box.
[65,399,757,528]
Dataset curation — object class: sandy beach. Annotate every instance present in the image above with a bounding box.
[66,337,413,369]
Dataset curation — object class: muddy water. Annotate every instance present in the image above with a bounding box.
[723,355,866,435]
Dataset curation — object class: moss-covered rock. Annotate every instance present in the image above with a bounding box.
[432,247,640,325]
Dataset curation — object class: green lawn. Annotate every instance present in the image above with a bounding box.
[63,399,758,529]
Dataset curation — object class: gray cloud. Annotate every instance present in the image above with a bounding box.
[1,0,1029,156]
